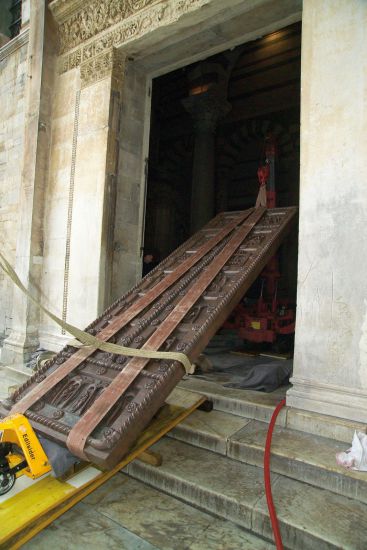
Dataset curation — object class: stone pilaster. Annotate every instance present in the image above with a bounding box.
[60,48,126,333]
[183,90,231,233]
[97,49,126,310]
[287,0,367,423]
[1,2,49,365]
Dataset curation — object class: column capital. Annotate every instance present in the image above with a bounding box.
[182,90,231,134]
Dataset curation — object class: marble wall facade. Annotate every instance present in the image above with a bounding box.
[1,0,366,424]
[0,31,29,346]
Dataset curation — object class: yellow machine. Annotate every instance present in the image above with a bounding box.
[0,414,51,495]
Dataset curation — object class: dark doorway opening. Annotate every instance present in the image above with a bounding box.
[143,22,301,363]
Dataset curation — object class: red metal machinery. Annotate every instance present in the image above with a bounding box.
[223,134,295,349]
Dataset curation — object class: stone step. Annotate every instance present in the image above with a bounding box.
[178,377,366,443]
[178,377,288,423]
[126,438,367,550]
[168,409,367,505]
[26,474,274,550]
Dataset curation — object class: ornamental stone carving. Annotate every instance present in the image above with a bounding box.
[56,0,157,54]
[54,0,209,83]
[80,48,126,88]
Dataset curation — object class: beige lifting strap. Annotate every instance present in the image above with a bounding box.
[0,252,193,374]
[66,207,266,460]
[2,210,255,416]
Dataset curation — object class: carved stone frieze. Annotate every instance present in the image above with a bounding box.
[80,47,126,89]
[57,0,208,84]
[56,0,158,53]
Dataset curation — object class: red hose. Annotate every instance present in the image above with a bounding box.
[264,398,286,550]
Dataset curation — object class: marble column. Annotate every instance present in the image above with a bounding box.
[183,91,230,234]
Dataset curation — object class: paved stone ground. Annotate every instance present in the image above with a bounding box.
[0,365,273,549]
[23,474,274,550]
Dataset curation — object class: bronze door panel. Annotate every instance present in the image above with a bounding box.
[1,207,297,469]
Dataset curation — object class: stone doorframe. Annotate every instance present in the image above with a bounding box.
[49,0,303,334]
[103,0,303,302]
[4,0,367,426]
[2,0,302,367]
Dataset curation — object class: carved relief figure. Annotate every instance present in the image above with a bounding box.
[69,382,104,415]
[50,376,84,408]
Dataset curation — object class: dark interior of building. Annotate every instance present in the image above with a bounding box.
[143,22,301,363]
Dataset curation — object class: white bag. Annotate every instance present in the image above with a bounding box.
[336,431,367,471]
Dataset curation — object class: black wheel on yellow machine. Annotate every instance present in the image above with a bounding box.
[0,442,15,495]
[0,414,53,496]
[0,471,16,495]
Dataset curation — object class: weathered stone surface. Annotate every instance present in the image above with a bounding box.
[23,499,158,550]
[127,438,272,528]
[179,376,367,443]
[169,408,249,455]
[287,0,367,423]
[228,419,367,505]
[286,407,367,445]
[25,474,274,549]
[253,475,367,550]
[0,32,28,350]
[127,437,367,550]
[0,365,31,401]
[85,474,266,550]
[111,62,151,301]
[179,376,288,424]
[2,3,58,365]
[169,405,367,504]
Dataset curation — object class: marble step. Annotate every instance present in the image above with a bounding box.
[168,409,367,505]
[25,474,274,550]
[178,377,366,443]
[127,438,367,550]
[179,377,288,422]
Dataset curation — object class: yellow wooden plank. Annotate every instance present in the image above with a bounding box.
[2,392,206,550]
[137,450,162,467]
[165,387,205,409]
[0,476,75,542]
